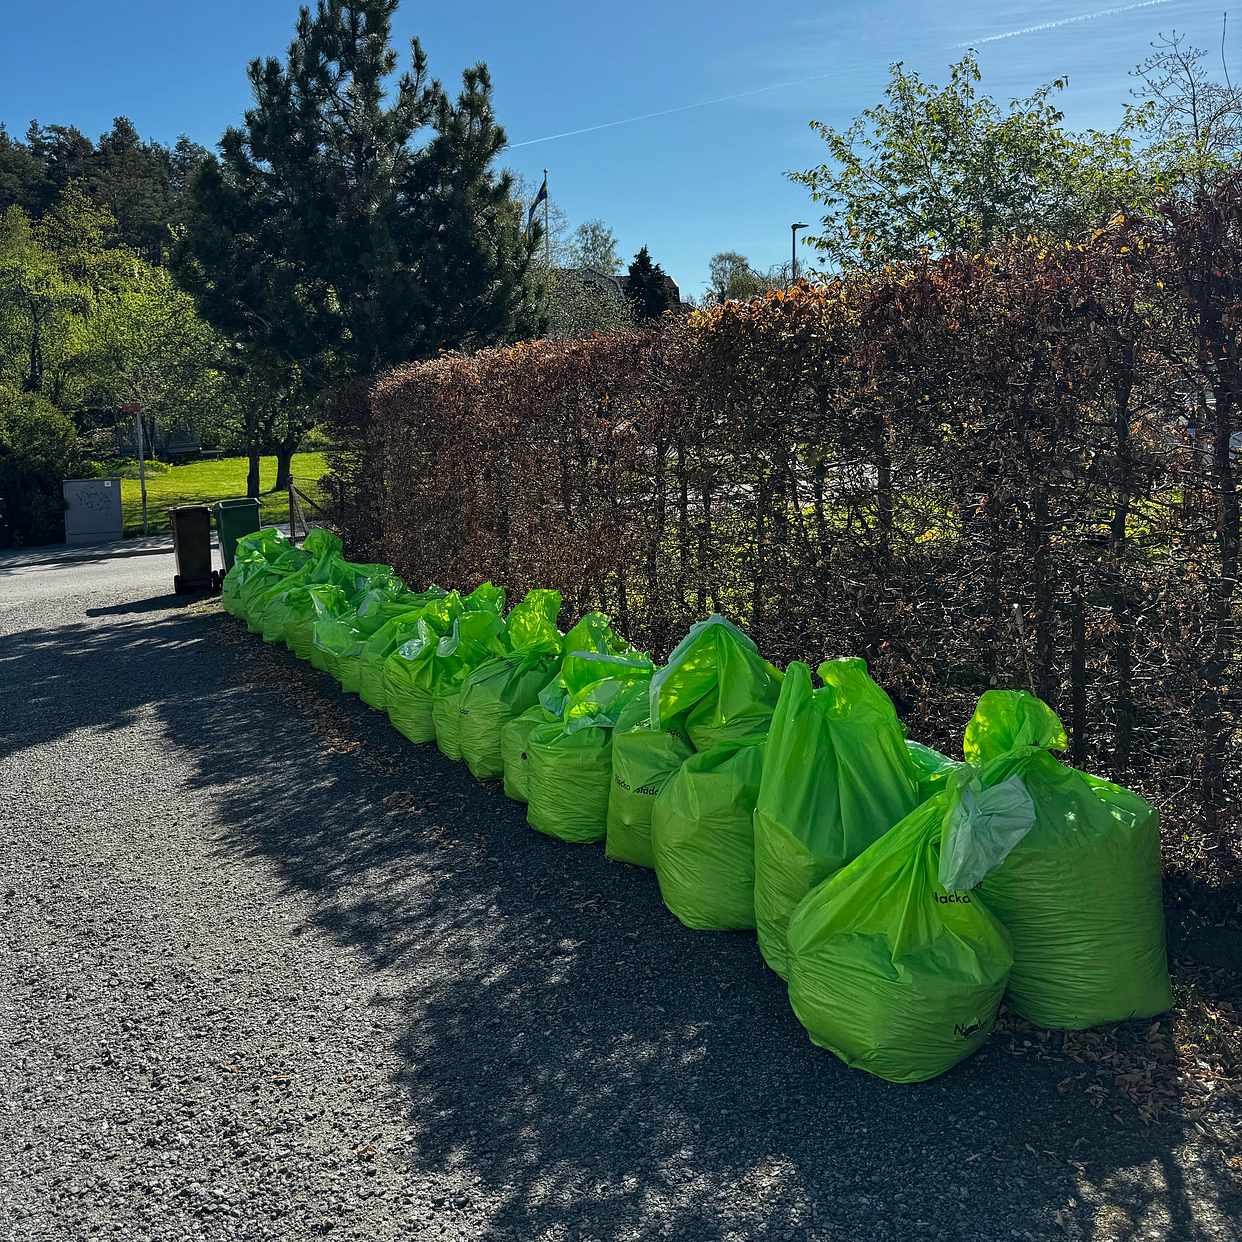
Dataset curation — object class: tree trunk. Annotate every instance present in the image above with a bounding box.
[246,448,261,499]
[274,444,295,492]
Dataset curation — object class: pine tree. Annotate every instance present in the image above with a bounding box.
[626,245,674,322]
[176,0,539,389]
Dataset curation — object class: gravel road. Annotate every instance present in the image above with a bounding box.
[2,537,1239,1241]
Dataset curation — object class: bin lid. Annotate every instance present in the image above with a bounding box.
[170,504,211,513]
[215,496,261,509]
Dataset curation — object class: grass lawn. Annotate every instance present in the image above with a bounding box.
[119,452,330,535]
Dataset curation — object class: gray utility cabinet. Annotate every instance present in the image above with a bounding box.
[63,478,124,545]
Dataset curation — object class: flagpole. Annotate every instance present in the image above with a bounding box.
[543,168,550,270]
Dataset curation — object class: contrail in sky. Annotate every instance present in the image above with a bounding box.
[507,1,1172,150]
[963,0,1171,47]
[505,72,839,149]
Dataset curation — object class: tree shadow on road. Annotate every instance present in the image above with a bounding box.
[165,619,1239,1242]
[8,601,1236,1240]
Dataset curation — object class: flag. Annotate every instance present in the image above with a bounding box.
[527,175,548,232]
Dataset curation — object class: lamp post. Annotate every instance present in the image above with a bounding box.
[791,222,808,283]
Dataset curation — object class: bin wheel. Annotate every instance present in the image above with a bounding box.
[211,570,222,592]
[173,574,184,594]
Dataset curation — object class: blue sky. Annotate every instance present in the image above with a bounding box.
[0,1,1230,295]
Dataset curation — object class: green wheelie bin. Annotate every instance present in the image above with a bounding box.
[214,497,262,574]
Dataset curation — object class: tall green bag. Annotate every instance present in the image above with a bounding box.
[786,767,1029,1083]
[964,690,1171,1029]
[754,659,921,979]
[383,586,504,744]
[431,610,510,761]
[651,736,766,929]
[526,657,654,844]
[357,593,446,711]
[650,615,783,750]
[383,594,467,742]
[458,590,565,781]
[604,694,694,869]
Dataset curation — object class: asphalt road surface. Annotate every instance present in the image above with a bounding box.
[2,537,1238,1241]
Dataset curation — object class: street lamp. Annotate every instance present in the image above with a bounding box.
[791,222,808,282]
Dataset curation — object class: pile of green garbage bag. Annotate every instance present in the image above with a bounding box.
[786,766,1029,1082]
[526,652,655,843]
[960,690,1170,1029]
[753,658,922,980]
[226,531,310,626]
[220,532,1173,1082]
[248,529,346,643]
[314,585,443,694]
[605,616,780,872]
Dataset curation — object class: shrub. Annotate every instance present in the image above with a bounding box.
[0,387,84,546]
[335,174,1242,890]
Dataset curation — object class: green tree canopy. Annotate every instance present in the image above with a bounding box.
[568,219,621,274]
[789,52,1152,268]
[627,245,675,322]
[177,0,540,391]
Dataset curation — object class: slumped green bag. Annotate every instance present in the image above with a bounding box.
[754,659,921,979]
[526,657,654,844]
[786,767,1029,1083]
[605,694,693,869]
[459,590,565,781]
[650,615,782,749]
[651,737,765,929]
[964,691,1171,1029]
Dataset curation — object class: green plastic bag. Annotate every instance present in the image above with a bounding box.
[907,740,962,802]
[459,590,565,781]
[963,690,1171,1029]
[431,611,509,760]
[331,587,442,695]
[358,594,445,711]
[284,584,347,662]
[239,543,310,629]
[651,737,766,929]
[650,615,783,749]
[383,593,468,739]
[222,528,296,618]
[501,706,551,802]
[251,529,346,642]
[604,694,694,869]
[786,767,1026,1083]
[500,650,623,805]
[526,658,654,844]
[754,659,921,979]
